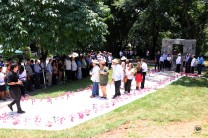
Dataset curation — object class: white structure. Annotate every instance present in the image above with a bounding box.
[161,39,196,71]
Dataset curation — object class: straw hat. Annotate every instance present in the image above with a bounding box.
[178,53,181,56]
[92,60,99,64]
[112,59,119,63]
[121,56,127,60]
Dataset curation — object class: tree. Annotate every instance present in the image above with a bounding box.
[0,0,109,58]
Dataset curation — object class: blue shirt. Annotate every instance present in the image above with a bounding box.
[47,63,53,74]
[186,56,189,62]
[34,64,41,73]
[197,57,204,65]
[0,63,4,67]
[163,54,168,60]
[77,61,81,66]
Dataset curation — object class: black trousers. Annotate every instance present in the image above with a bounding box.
[19,81,26,96]
[10,87,22,111]
[191,67,195,74]
[26,76,34,91]
[125,79,132,93]
[114,80,121,96]
[82,68,86,78]
[72,71,77,80]
[34,73,41,89]
[160,61,164,70]
[65,70,71,81]
[164,60,167,68]
[141,72,146,89]
[108,63,112,70]
[155,61,160,70]
[52,73,57,85]
[176,64,181,73]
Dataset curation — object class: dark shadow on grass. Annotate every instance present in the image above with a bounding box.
[30,77,92,97]
[171,77,208,88]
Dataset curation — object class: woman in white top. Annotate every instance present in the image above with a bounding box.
[0,66,6,101]
[90,60,100,98]
[121,62,126,89]
[18,65,27,96]
[124,63,135,94]
[71,58,77,80]
[166,54,172,71]
[159,54,164,70]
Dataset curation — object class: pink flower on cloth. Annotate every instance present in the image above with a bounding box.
[105,102,110,108]
[59,117,66,124]
[70,115,75,122]
[78,112,84,119]
[12,119,20,125]
[39,96,43,102]
[111,100,116,106]
[35,116,42,125]
[84,109,91,116]
[46,121,53,127]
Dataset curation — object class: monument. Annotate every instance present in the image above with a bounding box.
[161,39,196,71]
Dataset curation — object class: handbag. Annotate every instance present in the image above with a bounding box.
[123,76,128,83]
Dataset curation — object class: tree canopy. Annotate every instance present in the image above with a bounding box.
[0,0,109,57]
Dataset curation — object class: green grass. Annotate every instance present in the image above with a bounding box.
[1,76,208,137]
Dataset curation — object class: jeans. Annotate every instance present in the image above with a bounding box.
[92,82,99,96]
[141,72,146,88]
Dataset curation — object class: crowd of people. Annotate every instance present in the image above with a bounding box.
[154,51,204,74]
[0,49,205,113]
[89,55,148,99]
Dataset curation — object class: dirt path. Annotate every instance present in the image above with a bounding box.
[95,119,208,137]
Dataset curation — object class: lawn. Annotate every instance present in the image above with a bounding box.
[1,76,208,137]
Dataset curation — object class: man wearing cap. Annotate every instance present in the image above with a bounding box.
[176,53,181,73]
[90,60,100,98]
[112,59,123,99]
[72,57,78,80]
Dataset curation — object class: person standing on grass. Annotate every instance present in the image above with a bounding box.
[99,61,109,99]
[159,54,164,71]
[108,53,113,70]
[119,50,123,59]
[33,60,41,89]
[176,53,181,73]
[135,62,143,90]
[155,51,160,70]
[191,55,196,74]
[90,60,100,98]
[124,63,135,94]
[7,63,25,114]
[25,59,34,91]
[65,56,72,82]
[197,55,204,75]
[82,56,87,77]
[47,59,53,87]
[72,57,78,80]
[77,58,82,80]
[58,59,64,84]
[0,66,6,101]
[141,59,147,89]
[112,59,124,99]
[52,61,58,85]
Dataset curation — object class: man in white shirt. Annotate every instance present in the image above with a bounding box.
[176,53,181,73]
[65,56,72,82]
[141,59,148,89]
[112,59,124,99]
[191,55,196,74]
[72,57,77,80]
[90,60,100,98]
